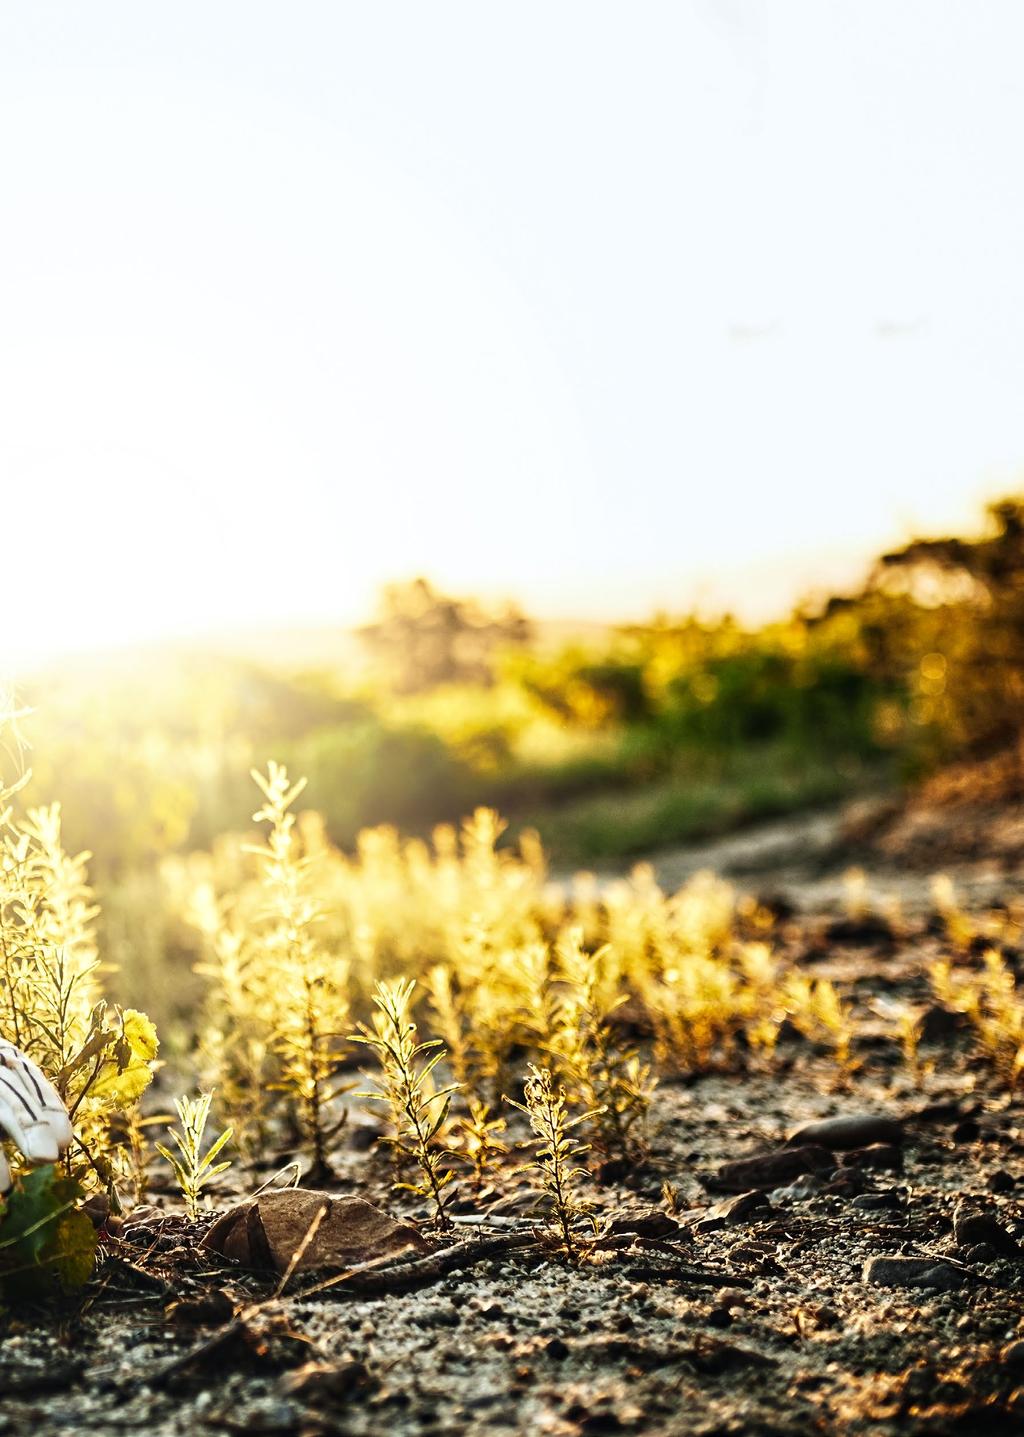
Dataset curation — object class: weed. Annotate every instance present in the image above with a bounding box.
[354,978,458,1224]
[156,1091,233,1220]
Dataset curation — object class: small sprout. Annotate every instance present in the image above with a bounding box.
[353,978,459,1225]
[156,1092,233,1221]
[451,1096,508,1192]
[506,1063,597,1260]
[553,931,656,1163]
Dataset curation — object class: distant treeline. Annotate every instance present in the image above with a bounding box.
[20,497,1024,871]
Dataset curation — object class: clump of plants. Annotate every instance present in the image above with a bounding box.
[506,1064,596,1259]
[192,764,351,1178]
[353,977,458,1223]
[551,929,655,1164]
[0,714,161,1294]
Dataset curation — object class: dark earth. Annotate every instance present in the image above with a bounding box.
[7,789,1024,1437]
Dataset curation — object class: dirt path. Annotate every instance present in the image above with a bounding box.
[592,798,1023,917]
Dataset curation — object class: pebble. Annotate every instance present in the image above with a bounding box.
[851,1192,903,1212]
[989,1170,1016,1194]
[708,1144,834,1194]
[700,1190,773,1230]
[769,1176,822,1203]
[280,1360,372,1404]
[841,1143,903,1173]
[953,1207,1022,1258]
[787,1114,904,1151]
[1002,1340,1024,1367]
[862,1256,967,1291]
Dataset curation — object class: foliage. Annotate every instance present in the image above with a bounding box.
[0,788,160,1198]
[551,930,655,1162]
[155,1091,232,1221]
[0,1165,97,1297]
[353,978,458,1223]
[192,764,350,1177]
[506,1064,596,1259]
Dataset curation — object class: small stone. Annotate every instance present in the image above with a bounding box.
[851,1192,903,1212]
[1002,1340,1024,1367]
[966,1243,998,1263]
[280,1360,373,1404]
[706,1145,834,1194]
[715,1287,748,1311]
[989,1170,1016,1194]
[841,1143,903,1174]
[825,915,894,946]
[787,1114,903,1151]
[544,1337,570,1361]
[606,1206,681,1238]
[708,1191,772,1224]
[918,1004,967,1043]
[770,1175,822,1203]
[953,1207,1022,1258]
[863,1256,966,1291]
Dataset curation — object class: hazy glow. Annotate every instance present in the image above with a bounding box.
[2,2,1023,666]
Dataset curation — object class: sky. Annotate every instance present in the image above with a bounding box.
[3,2,1024,665]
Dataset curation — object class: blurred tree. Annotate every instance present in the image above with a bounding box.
[866,497,1024,765]
[358,578,532,693]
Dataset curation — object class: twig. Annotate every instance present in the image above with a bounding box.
[296,1229,540,1299]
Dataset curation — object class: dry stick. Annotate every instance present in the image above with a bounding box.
[296,1228,540,1299]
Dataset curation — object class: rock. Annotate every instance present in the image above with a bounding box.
[705,1190,773,1226]
[851,1192,903,1212]
[714,1287,748,1311]
[203,1192,427,1275]
[965,1243,998,1263]
[953,1207,1022,1258]
[770,1176,822,1203]
[280,1360,373,1403]
[606,1206,681,1238]
[705,1145,834,1194]
[918,1004,968,1043]
[989,1169,1016,1194]
[1001,1340,1024,1367]
[841,1143,903,1174]
[863,1256,967,1291]
[825,915,894,946]
[787,1114,903,1151]
[823,1170,866,1197]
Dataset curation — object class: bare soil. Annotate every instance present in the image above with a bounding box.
[8,794,1024,1437]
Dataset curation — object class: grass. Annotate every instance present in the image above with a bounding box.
[513,745,887,866]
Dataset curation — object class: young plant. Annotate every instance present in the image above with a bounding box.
[250,763,352,1180]
[506,1063,596,1260]
[353,978,458,1223]
[156,1091,233,1221]
[782,974,857,1078]
[450,1095,508,1193]
[553,930,655,1164]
